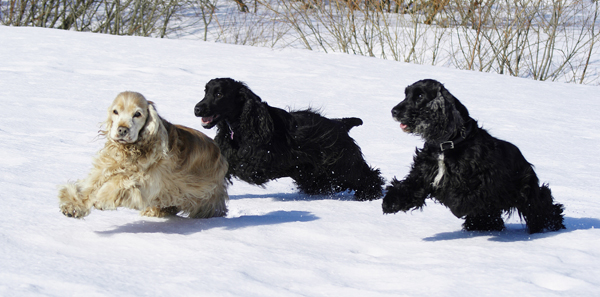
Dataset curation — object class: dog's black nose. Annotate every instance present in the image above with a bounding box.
[392,108,400,119]
[117,126,129,137]
[194,104,203,117]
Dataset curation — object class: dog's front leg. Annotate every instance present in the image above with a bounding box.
[382,176,429,214]
[58,181,94,218]
[92,179,143,212]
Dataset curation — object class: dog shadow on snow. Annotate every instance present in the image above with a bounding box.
[95,192,329,236]
[423,217,600,242]
[229,191,357,202]
[96,210,318,236]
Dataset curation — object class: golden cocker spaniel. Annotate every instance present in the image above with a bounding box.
[59,91,229,219]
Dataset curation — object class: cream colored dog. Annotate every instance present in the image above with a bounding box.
[58,91,229,219]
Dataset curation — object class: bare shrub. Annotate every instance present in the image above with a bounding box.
[1,0,190,37]
[1,0,598,84]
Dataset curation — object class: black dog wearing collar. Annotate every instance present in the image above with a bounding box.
[383,79,565,233]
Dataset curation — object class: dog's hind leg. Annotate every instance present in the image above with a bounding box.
[140,206,179,217]
[520,184,565,234]
[294,172,335,196]
[350,165,384,201]
[462,210,505,231]
[187,183,229,219]
[290,162,337,196]
[324,146,384,201]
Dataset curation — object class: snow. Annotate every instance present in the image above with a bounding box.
[1,25,600,296]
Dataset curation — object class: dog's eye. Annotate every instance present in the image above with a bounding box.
[133,111,142,118]
[113,110,118,115]
[215,92,223,99]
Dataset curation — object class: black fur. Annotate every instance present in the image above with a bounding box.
[194,78,384,201]
[383,79,565,234]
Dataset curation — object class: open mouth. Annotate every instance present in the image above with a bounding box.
[400,123,411,133]
[201,115,220,127]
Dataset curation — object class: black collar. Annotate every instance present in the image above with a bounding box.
[426,120,474,152]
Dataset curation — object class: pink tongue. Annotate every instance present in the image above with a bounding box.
[400,123,407,130]
[201,116,214,124]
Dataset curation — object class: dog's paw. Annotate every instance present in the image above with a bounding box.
[354,189,383,201]
[382,193,406,214]
[382,184,415,214]
[382,202,399,214]
[382,197,403,214]
[60,203,90,219]
[92,201,117,211]
[462,213,505,231]
[140,206,179,217]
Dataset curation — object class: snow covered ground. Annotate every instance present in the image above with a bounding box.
[1,25,599,296]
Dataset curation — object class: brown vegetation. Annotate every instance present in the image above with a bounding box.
[2,0,598,84]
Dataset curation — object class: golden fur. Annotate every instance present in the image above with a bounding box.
[58,91,229,219]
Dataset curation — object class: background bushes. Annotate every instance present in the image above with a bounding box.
[2,0,598,84]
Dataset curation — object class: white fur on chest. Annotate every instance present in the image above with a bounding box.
[432,153,445,188]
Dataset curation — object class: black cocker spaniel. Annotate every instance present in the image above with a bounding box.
[194,78,384,201]
[383,79,565,234]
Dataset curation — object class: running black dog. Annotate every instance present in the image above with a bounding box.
[194,78,383,201]
[383,79,565,233]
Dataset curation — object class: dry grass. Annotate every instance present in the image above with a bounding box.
[2,0,598,84]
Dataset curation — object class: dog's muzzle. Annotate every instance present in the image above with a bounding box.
[117,126,129,138]
[194,104,205,117]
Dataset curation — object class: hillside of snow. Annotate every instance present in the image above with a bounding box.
[1,26,599,296]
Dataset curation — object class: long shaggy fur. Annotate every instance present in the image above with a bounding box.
[58,91,229,219]
[194,78,384,201]
[382,79,565,234]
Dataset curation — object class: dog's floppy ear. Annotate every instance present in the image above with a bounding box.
[139,102,168,151]
[100,110,114,138]
[239,87,274,143]
[428,89,446,114]
[100,103,117,138]
[439,85,470,130]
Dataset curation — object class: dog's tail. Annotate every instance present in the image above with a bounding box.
[336,117,363,132]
